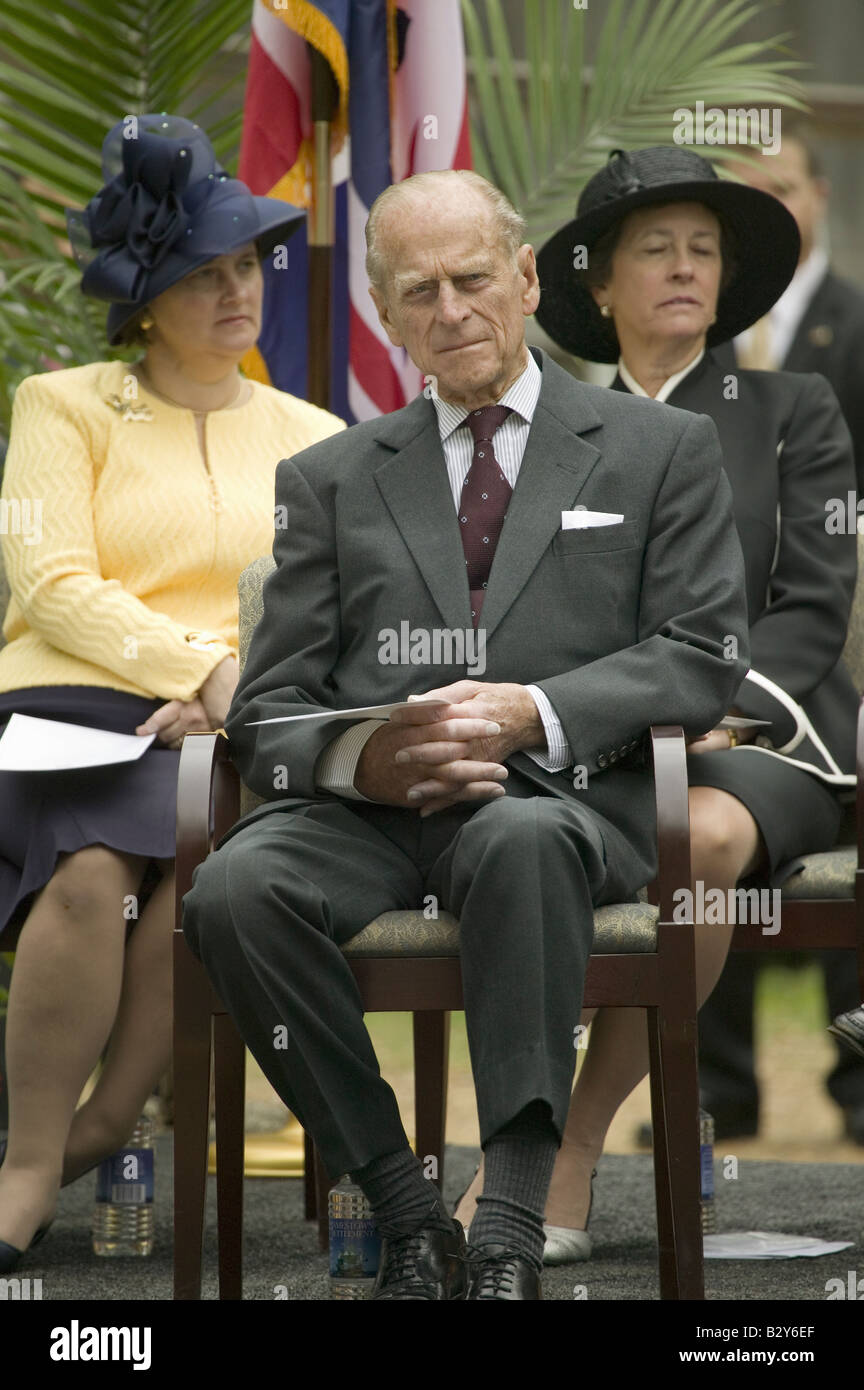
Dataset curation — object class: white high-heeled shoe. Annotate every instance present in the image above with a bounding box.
[542,1224,592,1264]
[542,1168,596,1265]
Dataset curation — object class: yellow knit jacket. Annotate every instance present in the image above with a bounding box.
[0,360,344,700]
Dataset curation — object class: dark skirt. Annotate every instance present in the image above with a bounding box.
[686,746,844,886]
[0,686,180,938]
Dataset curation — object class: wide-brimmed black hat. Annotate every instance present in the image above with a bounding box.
[534,146,800,363]
[67,114,306,346]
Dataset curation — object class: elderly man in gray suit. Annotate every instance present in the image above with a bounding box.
[183,169,749,1300]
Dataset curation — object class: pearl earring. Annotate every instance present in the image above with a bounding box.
[600,304,612,318]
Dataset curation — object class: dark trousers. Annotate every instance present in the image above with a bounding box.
[182,770,653,1179]
[698,949,864,1113]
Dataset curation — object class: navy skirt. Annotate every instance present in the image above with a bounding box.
[686,746,845,886]
[0,686,180,938]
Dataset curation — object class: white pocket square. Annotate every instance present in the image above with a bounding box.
[561,508,625,529]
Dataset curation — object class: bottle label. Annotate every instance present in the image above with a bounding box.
[95,1148,155,1205]
[700,1141,714,1200]
[328,1217,381,1279]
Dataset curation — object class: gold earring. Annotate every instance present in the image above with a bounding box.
[140,314,154,331]
[600,304,612,318]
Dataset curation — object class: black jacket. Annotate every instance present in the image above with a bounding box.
[716,269,864,493]
[613,350,858,786]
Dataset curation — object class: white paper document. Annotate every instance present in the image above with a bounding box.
[0,713,156,772]
[246,697,452,728]
[718,716,772,730]
[703,1231,854,1260]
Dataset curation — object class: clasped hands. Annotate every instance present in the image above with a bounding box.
[355,679,545,816]
[687,714,758,755]
[134,655,239,748]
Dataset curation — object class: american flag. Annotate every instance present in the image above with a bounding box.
[239,0,472,424]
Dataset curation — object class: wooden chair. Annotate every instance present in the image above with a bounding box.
[174,555,705,1301]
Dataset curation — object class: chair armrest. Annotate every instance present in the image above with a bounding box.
[649,726,692,924]
[856,694,864,871]
[175,732,240,919]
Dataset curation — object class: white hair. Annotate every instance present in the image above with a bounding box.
[365,169,527,292]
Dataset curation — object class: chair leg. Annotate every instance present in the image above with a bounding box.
[648,1002,704,1300]
[413,1010,450,1193]
[213,1011,246,1300]
[647,1004,675,1295]
[172,937,214,1300]
[315,1146,331,1250]
[304,1131,317,1221]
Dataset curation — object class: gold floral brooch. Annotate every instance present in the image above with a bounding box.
[104,394,154,422]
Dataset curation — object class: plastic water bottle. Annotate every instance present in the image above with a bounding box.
[328,1176,381,1298]
[92,1115,155,1256]
[699,1108,717,1234]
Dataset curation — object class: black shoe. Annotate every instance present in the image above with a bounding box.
[371,1216,467,1300]
[842,1103,864,1147]
[464,1243,542,1300]
[0,1139,54,1257]
[828,1007,864,1063]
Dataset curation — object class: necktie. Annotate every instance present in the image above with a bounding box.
[458,404,513,625]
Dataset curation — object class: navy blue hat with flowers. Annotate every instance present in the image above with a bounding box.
[67,113,305,346]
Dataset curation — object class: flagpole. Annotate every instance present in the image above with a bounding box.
[307,44,339,409]
[225,44,340,1201]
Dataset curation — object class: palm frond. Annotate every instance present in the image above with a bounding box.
[0,0,252,428]
[461,0,808,246]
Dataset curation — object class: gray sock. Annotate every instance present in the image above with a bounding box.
[351,1148,451,1238]
[468,1103,559,1272]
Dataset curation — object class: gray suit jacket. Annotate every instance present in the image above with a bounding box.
[226,349,749,844]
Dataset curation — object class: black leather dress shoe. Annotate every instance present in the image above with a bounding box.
[829,1007,864,1063]
[371,1218,467,1300]
[464,1244,542,1300]
[842,1103,864,1146]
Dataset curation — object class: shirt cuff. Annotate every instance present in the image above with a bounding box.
[523,685,573,773]
[314,720,387,800]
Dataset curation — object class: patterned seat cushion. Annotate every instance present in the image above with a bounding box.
[342,901,659,957]
[780,847,855,900]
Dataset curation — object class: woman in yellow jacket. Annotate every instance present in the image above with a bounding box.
[0,115,343,1267]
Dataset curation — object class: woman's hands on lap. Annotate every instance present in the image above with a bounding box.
[687,720,758,754]
[198,655,239,728]
[136,655,239,747]
[136,697,212,748]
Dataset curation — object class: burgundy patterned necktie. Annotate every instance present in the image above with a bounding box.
[459,405,513,625]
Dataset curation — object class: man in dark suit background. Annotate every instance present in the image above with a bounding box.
[721,123,864,486]
[182,169,749,1298]
[704,126,864,1144]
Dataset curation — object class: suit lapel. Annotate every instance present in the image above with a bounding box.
[373,398,474,629]
[782,270,834,370]
[370,352,605,636]
[479,379,603,638]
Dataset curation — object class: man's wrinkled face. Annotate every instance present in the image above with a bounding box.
[369,190,539,406]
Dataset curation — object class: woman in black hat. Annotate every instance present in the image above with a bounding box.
[0,115,343,1269]
[454,146,858,1263]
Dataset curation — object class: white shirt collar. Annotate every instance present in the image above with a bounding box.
[617,347,706,402]
[432,349,541,442]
